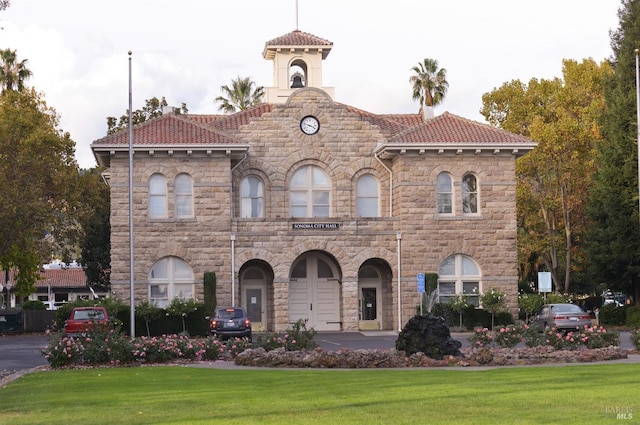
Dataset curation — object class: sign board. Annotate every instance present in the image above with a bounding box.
[417,273,425,293]
[292,223,340,230]
[538,272,552,293]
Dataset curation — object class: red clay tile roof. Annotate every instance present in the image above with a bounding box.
[0,268,88,289]
[339,104,419,137]
[93,113,240,146]
[263,30,333,59]
[192,104,274,134]
[389,112,535,145]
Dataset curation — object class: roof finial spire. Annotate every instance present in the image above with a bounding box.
[295,0,299,30]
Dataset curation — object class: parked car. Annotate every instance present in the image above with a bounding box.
[531,303,592,330]
[64,306,111,337]
[208,307,251,340]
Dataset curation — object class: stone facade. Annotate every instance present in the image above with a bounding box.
[92,30,534,332]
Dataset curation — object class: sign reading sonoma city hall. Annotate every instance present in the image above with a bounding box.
[292,223,340,230]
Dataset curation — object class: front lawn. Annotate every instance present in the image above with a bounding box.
[1,364,637,424]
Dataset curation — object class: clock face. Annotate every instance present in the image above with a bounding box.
[300,116,320,135]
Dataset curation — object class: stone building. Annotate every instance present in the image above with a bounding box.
[91,30,535,332]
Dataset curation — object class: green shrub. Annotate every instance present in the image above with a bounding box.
[203,271,217,317]
[518,293,544,322]
[625,307,640,328]
[22,300,46,310]
[430,303,455,327]
[599,303,626,326]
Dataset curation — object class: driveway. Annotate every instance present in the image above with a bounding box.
[0,334,49,381]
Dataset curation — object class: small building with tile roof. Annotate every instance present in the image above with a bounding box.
[91,29,535,332]
[0,264,107,309]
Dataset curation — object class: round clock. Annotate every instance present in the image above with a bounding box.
[300,116,320,135]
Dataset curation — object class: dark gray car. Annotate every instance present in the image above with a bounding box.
[208,307,252,340]
[532,303,592,330]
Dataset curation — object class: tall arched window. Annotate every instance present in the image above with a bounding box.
[148,174,167,218]
[462,174,478,214]
[290,165,330,217]
[436,173,453,214]
[356,174,380,217]
[438,254,481,307]
[240,176,264,218]
[149,256,194,308]
[175,173,193,218]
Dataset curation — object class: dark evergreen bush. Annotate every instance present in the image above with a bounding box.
[599,303,626,326]
[22,300,46,310]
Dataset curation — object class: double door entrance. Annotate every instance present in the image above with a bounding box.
[288,252,341,331]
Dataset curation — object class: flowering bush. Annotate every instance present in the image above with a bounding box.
[631,328,640,350]
[44,329,253,368]
[579,325,619,349]
[468,328,493,348]
[521,323,545,347]
[255,319,318,352]
[494,325,523,348]
[43,326,134,368]
[544,328,583,350]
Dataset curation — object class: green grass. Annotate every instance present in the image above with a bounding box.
[1,364,638,424]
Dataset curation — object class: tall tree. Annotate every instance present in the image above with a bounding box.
[0,88,79,299]
[585,0,640,304]
[77,168,111,289]
[107,96,188,134]
[214,76,264,113]
[409,58,448,114]
[481,59,610,294]
[0,49,33,93]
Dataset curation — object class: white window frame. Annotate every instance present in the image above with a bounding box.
[438,254,481,307]
[240,176,264,218]
[149,256,194,308]
[462,173,479,214]
[148,173,168,219]
[174,173,193,218]
[290,165,331,218]
[436,172,453,214]
[356,174,380,217]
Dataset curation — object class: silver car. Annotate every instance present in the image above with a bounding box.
[532,303,592,330]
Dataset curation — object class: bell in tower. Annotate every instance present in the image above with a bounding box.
[290,71,305,88]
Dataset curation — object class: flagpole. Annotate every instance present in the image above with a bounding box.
[128,51,136,338]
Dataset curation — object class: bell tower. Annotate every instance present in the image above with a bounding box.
[262,30,335,104]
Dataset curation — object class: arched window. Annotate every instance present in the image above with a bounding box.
[462,174,478,214]
[149,256,194,308]
[290,165,330,217]
[240,176,264,218]
[148,174,167,218]
[436,173,453,214]
[356,174,380,217]
[438,254,481,307]
[175,173,193,218]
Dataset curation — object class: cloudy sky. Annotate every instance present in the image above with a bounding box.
[1,0,622,169]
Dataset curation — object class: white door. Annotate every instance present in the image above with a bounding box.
[289,253,340,331]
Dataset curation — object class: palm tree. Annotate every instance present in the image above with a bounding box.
[0,49,33,93]
[214,76,264,113]
[409,58,448,115]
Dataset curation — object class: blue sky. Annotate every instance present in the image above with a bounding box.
[1,0,621,168]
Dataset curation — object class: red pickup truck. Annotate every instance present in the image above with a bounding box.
[64,307,110,337]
